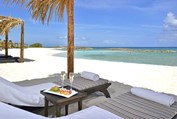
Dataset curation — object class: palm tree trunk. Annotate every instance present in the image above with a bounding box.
[67,0,74,77]
[5,31,8,56]
[20,22,24,62]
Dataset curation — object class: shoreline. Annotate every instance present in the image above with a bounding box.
[54,48,177,67]
[0,48,177,96]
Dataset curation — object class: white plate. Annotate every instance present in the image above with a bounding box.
[44,88,78,98]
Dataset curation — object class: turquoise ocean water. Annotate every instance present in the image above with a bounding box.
[55,47,177,66]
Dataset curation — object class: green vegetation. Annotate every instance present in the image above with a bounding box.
[0,39,13,48]
[0,40,43,48]
[29,43,42,48]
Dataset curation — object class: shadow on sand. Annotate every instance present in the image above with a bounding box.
[0,55,34,63]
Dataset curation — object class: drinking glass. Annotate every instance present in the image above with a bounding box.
[69,72,74,91]
[60,71,66,89]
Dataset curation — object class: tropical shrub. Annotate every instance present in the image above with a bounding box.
[29,43,42,47]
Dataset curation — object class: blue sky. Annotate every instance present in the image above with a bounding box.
[1,0,177,47]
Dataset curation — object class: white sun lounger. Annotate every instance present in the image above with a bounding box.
[0,77,58,107]
[0,102,123,119]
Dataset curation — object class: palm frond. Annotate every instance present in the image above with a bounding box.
[27,0,68,24]
[4,0,69,24]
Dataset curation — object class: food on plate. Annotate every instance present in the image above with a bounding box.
[50,86,60,92]
[49,86,72,95]
[59,89,72,95]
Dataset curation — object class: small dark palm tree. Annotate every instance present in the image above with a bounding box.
[4,0,74,75]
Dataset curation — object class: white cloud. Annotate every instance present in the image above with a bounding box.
[81,37,86,40]
[75,36,89,46]
[58,36,67,39]
[164,12,177,29]
[159,31,177,43]
[160,12,177,42]
[103,40,116,44]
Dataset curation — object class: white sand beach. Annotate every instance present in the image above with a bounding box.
[0,48,177,97]
[1,48,177,116]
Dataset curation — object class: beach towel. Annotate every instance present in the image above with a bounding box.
[0,77,58,107]
[0,102,123,119]
[131,87,175,106]
[0,102,69,119]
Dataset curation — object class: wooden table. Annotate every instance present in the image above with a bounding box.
[40,87,87,117]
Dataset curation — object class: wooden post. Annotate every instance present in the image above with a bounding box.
[67,0,74,77]
[5,31,8,56]
[20,22,24,62]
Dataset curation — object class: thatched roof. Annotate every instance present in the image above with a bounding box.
[0,16,23,35]
[0,15,25,62]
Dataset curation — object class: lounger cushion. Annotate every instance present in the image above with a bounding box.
[131,87,175,106]
[0,77,58,107]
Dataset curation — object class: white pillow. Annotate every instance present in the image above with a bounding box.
[80,71,100,81]
[131,87,175,107]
